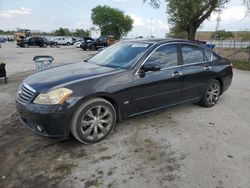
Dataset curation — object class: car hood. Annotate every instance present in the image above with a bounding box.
[24,62,121,92]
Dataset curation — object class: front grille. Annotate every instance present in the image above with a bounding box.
[17,83,36,104]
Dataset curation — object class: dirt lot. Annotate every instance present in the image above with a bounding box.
[0,42,250,188]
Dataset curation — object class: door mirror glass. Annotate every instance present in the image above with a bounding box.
[141,63,161,72]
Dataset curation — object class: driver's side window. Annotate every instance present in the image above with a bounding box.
[145,44,178,69]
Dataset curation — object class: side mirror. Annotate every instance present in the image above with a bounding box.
[141,63,161,72]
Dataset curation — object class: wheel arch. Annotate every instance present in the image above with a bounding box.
[213,77,223,94]
[74,92,122,122]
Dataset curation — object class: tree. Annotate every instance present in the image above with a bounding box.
[144,0,229,40]
[72,29,90,37]
[211,30,234,40]
[91,5,133,39]
[54,27,71,36]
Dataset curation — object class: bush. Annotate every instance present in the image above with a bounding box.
[233,60,250,71]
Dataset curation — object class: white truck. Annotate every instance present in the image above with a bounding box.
[53,37,73,46]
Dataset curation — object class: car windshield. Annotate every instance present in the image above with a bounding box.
[88,42,152,69]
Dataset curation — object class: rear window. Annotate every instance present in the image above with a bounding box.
[204,49,212,61]
[181,45,205,64]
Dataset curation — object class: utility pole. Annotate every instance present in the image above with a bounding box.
[150,17,153,38]
[215,9,222,33]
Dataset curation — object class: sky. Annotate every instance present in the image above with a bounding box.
[0,0,249,38]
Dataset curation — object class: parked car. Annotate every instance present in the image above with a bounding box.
[80,37,95,50]
[53,37,73,46]
[81,35,115,50]
[16,39,233,144]
[74,40,84,48]
[93,35,115,50]
[17,36,49,48]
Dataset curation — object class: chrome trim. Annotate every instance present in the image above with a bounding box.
[23,82,36,93]
[135,41,212,75]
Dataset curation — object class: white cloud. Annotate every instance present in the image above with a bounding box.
[127,13,169,37]
[0,7,32,18]
[129,13,145,26]
[50,16,56,20]
[209,5,247,21]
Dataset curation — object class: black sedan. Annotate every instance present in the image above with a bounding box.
[17,36,49,48]
[16,39,233,144]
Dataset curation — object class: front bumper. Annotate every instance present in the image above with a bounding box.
[16,100,74,139]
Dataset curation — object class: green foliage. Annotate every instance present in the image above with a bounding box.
[0,30,15,35]
[168,27,187,39]
[233,60,250,71]
[54,28,71,36]
[72,29,90,37]
[91,5,133,39]
[211,30,234,39]
[145,0,229,40]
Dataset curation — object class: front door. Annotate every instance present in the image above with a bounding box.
[130,44,183,114]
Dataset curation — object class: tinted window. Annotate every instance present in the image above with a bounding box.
[204,49,212,61]
[29,37,36,43]
[182,45,205,64]
[145,44,178,69]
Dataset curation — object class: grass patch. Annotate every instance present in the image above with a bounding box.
[232,60,250,71]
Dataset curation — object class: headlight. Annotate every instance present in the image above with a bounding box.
[33,88,73,105]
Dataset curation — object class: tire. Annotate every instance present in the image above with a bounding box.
[67,42,70,46]
[199,79,221,107]
[43,43,47,48]
[24,43,28,48]
[70,98,116,144]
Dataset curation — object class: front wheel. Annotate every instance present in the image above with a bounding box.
[199,79,221,107]
[70,98,116,144]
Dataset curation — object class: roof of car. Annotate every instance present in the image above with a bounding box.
[124,38,191,44]
[122,38,209,49]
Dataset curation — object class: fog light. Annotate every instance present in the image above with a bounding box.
[36,125,42,132]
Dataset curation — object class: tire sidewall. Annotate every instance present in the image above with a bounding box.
[71,99,116,144]
[202,79,221,107]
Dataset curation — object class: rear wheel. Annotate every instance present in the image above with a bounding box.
[70,98,116,144]
[43,43,47,48]
[200,79,221,107]
[24,43,28,48]
[67,42,70,46]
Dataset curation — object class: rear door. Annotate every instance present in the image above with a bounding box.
[130,44,183,114]
[28,37,36,46]
[180,43,212,101]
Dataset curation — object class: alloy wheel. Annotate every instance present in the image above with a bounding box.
[80,105,113,141]
[206,82,220,105]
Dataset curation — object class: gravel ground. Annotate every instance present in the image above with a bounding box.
[0,42,250,188]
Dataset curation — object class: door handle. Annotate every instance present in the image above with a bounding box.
[171,71,183,78]
[204,66,212,71]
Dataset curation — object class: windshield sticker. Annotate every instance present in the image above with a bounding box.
[131,44,149,48]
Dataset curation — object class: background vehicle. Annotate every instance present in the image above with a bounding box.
[93,35,115,50]
[16,39,233,144]
[53,37,73,46]
[17,36,49,48]
[0,38,6,48]
[74,40,84,48]
[14,29,31,42]
[80,37,95,50]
